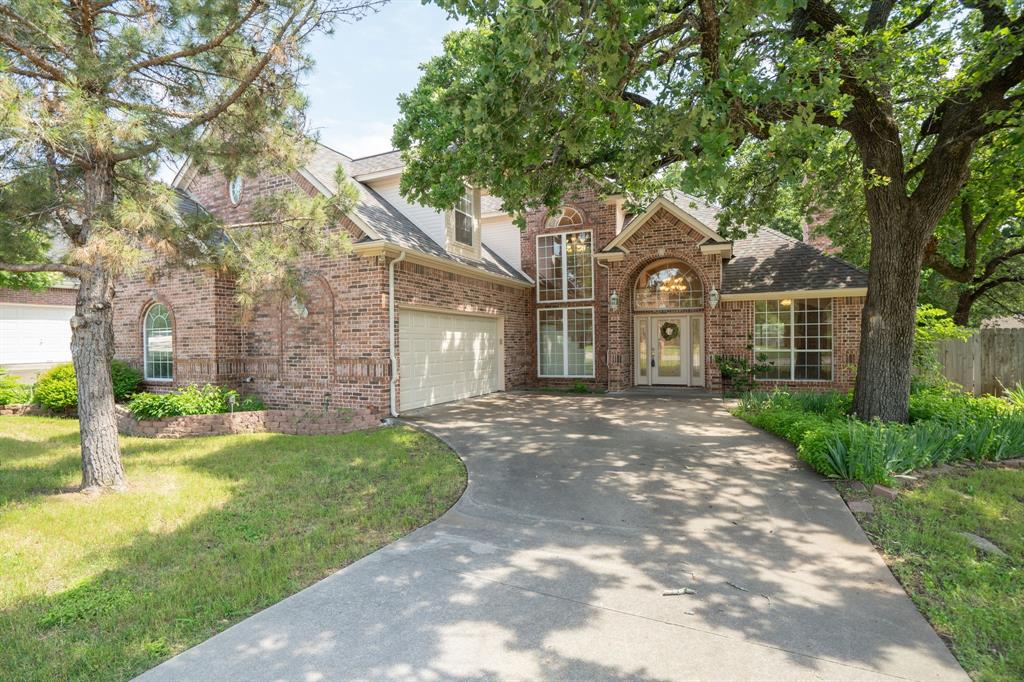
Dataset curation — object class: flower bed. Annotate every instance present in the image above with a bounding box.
[116,406,379,438]
[734,385,1024,485]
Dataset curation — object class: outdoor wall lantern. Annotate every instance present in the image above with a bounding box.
[609,289,620,311]
[708,287,720,309]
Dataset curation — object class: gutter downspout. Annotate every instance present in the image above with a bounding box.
[388,251,407,417]
[596,259,613,393]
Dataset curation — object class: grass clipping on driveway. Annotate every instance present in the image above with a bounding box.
[859,468,1023,681]
[0,416,466,681]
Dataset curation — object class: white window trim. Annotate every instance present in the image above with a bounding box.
[537,306,596,379]
[535,229,595,304]
[143,303,173,382]
[752,298,834,382]
[445,186,481,258]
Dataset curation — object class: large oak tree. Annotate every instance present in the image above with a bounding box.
[0,0,376,491]
[394,0,1024,422]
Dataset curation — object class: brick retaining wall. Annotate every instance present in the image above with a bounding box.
[116,406,379,438]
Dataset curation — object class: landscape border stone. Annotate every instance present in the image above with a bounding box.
[115,406,379,438]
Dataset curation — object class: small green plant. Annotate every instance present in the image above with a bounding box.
[1000,381,1024,411]
[33,364,79,413]
[714,352,772,394]
[912,305,972,385]
[127,384,264,420]
[32,361,142,413]
[0,369,30,406]
[568,380,590,394]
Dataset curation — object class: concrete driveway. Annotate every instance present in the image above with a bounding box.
[141,392,966,681]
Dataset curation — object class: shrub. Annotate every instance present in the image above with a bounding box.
[714,353,772,394]
[32,361,142,412]
[912,305,971,384]
[0,369,30,406]
[735,385,1024,484]
[127,384,264,420]
[110,361,143,402]
[33,364,79,412]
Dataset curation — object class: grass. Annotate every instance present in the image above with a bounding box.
[0,416,466,681]
[856,468,1024,681]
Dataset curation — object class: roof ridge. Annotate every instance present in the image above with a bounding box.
[312,140,352,161]
[349,148,401,161]
[759,226,867,275]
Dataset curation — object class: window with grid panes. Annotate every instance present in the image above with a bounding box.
[753,298,832,381]
[537,307,594,377]
[536,231,592,302]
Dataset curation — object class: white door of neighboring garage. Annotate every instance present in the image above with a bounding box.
[399,309,502,411]
[0,303,74,366]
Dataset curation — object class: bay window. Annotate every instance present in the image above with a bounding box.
[754,298,833,381]
[538,307,595,377]
[537,231,593,302]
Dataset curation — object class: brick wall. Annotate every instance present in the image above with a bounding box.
[519,189,864,393]
[393,259,532,409]
[520,185,618,390]
[116,406,379,438]
[0,286,77,306]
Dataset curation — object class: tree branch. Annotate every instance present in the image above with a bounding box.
[0,261,83,277]
[122,1,266,74]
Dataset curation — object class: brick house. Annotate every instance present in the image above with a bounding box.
[112,142,867,417]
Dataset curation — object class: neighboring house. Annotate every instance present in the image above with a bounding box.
[0,282,77,382]
[111,142,867,416]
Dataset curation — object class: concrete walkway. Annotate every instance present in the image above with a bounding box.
[140,392,966,681]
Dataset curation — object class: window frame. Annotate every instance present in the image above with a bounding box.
[634,261,705,311]
[143,302,174,382]
[535,229,594,304]
[453,185,475,247]
[752,297,834,382]
[536,306,596,379]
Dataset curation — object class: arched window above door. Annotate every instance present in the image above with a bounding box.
[635,262,703,309]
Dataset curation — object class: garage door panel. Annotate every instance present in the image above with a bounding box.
[399,310,501,411]
[0,304,74,365]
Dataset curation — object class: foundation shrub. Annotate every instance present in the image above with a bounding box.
[32,361,142,413]
[0,370,31,406]
[127,384,264,420]
[736,384,1024,484]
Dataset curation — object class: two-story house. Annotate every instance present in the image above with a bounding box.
[112,142,868,416]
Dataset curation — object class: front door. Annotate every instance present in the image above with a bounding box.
[636,315,704,386]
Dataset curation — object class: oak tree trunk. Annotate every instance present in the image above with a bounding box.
[72,160,126,491]
[851,188,933,421]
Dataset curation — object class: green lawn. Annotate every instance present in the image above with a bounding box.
[0,416,466,681]
[857,468,1024,681]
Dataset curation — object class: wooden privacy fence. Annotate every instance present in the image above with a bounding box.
[937,328,1024,395]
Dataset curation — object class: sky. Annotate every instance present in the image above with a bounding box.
[302,1,463,159]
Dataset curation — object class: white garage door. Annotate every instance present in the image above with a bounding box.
[399,309,501,411]
[0,303,74,365]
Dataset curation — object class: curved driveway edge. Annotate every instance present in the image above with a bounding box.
[139,392,966,681]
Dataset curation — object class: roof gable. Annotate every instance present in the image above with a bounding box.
[723,228,867,295]
[603,192,728,252]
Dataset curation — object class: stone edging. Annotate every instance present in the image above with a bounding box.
[115,406,380,438]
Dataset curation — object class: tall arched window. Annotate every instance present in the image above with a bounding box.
[545,206,584,229]
[635,262,704,309]
[143,303,173,380]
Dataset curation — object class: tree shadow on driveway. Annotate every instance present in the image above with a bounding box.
[140,392,967,681]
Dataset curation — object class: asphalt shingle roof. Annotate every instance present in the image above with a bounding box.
[723,227,867,294]
[348,150,403,177]
[305,145,528,283]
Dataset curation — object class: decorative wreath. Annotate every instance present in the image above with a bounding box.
[660,322,680,342]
